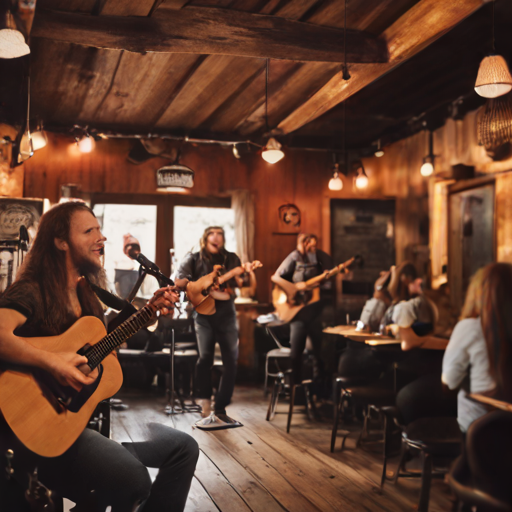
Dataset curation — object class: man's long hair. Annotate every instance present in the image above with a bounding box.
[15,201,105,332]
[199,226,226,261]
[480,263,512,402]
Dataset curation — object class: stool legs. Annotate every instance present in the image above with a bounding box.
[266,373,284,421]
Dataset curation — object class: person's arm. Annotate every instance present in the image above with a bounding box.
[175,252,195,282]
[441,321,472,390]
[0,309,96,391]
[399,327,449,351]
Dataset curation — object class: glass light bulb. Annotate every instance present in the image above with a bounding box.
[78,137,94,153]
[328,173,343,191]
[420,161,434,177]
[261,137,284,164]
[375,150,384,158]
[355,174,368,189]
[31,130,48,151]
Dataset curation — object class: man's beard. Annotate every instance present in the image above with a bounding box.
[70,246,108,288]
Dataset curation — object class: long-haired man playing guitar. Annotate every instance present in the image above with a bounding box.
[0,201,199,511]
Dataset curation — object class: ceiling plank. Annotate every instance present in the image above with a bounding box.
[32,7,388,64]
[99,0,157,16]
[274,0,487,135]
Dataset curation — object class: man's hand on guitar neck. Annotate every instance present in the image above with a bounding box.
[147,286,180,320]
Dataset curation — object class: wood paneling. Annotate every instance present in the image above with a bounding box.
[496,172,512,264]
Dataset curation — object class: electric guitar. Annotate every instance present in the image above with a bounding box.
[186,260,262,315]
[272,255,362,323]
[0,293,175,458]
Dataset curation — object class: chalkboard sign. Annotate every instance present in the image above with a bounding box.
[331,199,395,293]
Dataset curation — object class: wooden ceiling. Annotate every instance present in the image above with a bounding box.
[4,0,510,152]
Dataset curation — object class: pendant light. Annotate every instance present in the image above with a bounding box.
[354,161,369,189]
[478,94,512,150]
[261,59,284,164]
[420,130,435,177]
[475,0,512,98]
[0,9,30,59]
[328,154,343,191]
[18,78,33,163]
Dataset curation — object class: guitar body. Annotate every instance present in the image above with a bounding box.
[0,316,123,458]
[272,285,321,323]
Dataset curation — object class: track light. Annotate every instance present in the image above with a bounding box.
[232,144,241,159]
[328,163,343,191]
[374,139,384,158]
[78,136,94,153]
[261,137,284,164]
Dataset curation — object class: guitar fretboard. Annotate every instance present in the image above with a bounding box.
[85,305,155,370]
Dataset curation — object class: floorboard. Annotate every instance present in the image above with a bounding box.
[111,386,455,511]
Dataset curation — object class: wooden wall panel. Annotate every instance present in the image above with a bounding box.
[23,133,418,302]
[496,172,512,264]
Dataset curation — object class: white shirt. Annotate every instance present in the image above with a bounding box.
[392,295,433,328]
[442,317,495,432]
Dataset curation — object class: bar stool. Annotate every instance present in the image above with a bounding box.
[266,371,317,433]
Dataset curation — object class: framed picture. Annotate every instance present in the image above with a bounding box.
[276,203,301,234]
[0,197,44,242]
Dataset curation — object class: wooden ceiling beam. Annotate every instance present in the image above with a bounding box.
[31,7,388,63]
[273,0,487,135]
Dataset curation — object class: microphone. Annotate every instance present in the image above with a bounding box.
[19,225,29,251]
[136,253,174,287]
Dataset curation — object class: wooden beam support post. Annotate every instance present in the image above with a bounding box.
[31,7,388,64]
[274,0,487,135]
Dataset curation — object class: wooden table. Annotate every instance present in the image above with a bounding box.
[323,325,400,346]
[469,394,512,413]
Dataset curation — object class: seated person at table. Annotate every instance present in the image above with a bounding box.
[382,262,447,351]
[442,263,512,432]
[357,269,392,333]
[338,270,392,380]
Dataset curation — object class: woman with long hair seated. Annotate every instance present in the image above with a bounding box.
[442,263,512,432]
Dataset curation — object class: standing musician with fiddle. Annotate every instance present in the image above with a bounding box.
[176,226,257,420]
[271,233,333,391]
[0,201,199,512]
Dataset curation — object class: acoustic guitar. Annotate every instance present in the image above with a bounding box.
[272,255,362,323]
[0,294,173,458]
[186,260,262,315]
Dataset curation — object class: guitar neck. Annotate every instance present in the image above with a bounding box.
[217,266,244,287]
[304,263,345,289]
[85,304,156,370]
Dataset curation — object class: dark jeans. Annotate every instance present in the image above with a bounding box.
[289,304,324,384]
[194,304,239,412]
[0,420,199,512]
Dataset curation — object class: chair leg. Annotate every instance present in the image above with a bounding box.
[381,414,392,487]
[266,374,282,421]
[287,384,296,433]
[356,405,370,448]
[330,380,342,452]
[394,439,407,485]
[264,357,269,396]
[418,451,433,512]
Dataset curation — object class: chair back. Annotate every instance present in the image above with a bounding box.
[466,410,512,506]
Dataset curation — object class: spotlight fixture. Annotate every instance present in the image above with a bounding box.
[374,139,384,158]
[354,161,369,189]
[78,136,94,153]
[232,144,241,159]
[328,162,343,191]
[474,1,512,98]
[31,129,48,151]
[262,59,284,164]
[420,130,435,177]
[0,9,30,59]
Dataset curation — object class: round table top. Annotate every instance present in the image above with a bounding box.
[323,325,400,345]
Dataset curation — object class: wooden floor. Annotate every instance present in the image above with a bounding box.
[112,386,454,512]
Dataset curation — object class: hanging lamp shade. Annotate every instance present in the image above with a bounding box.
[261,137,284,164]
[478,95,512,150]
[328,164,343,191]
[0,11,30,59]
[475,55,512,98]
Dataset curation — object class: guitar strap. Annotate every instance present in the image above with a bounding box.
[87,281,137,333]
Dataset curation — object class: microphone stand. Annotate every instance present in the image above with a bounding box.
[134,261,183,416]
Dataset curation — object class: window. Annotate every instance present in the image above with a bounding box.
[173,206,236,267]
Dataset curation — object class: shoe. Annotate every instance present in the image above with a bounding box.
[197,399,212,418]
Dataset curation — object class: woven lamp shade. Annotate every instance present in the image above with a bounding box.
[478,95,512,151]
[475,55,512,98]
